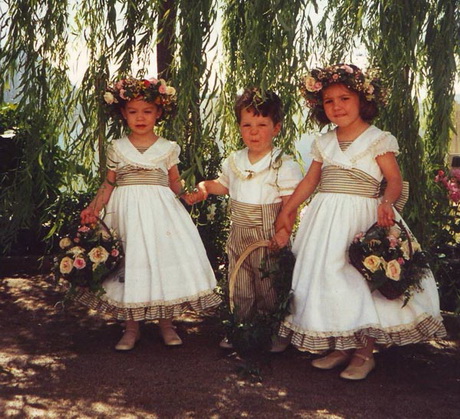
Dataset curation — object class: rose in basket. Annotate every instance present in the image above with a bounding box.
[348,220,429,305]
[53,218,124,296]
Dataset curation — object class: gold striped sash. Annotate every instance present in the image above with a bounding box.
[318,166,380,198]
[116,165,169,187]
[230,199,282,228]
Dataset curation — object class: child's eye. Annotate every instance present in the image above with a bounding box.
[324,99,332,104]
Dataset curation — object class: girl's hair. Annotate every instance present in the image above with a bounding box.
[300,64,387,126]
[234,87,284,125]
[103,76,177,122]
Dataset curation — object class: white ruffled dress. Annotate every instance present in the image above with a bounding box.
[279,126,446,351]
[74,136,220,320]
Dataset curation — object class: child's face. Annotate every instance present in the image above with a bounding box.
[121,98,162,136]
[239,108,281,156]
[322,84,363,128]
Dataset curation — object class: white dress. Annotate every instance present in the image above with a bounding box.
[74,136,220,320]
[279,126,446,351]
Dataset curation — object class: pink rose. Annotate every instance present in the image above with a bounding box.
[78,226,91,233]
[111,249,120,258]
[385,260,401,281]
[342,65,354,73]
[73,256,86,270]
[148,77,158,85]
[158,84,167,94]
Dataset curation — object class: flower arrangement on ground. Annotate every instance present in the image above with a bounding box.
[53,219,124,296]
[349,221,429,305]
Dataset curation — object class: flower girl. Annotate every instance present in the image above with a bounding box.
[275,64,446,380]
[78,76,220,350]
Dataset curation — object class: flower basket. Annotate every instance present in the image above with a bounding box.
[348,220,428,304]
[53,218,124,296]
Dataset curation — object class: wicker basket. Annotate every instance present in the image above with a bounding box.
[349,220,413,300]
[229,240,271,312]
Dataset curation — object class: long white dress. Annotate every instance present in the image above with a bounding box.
[74,136,220,320]
[279,126,446,351]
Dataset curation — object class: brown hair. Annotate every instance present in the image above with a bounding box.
[311,86,379,126]
[234,87,284,125]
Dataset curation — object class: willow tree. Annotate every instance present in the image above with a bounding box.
[316,0,459,244]
[0,0,458,260]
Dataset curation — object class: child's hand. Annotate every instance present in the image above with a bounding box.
[270,228,290,251]
[275,209,295,235]
[80,207,98,225]
[184,182,209,205]
[377,202,395,227]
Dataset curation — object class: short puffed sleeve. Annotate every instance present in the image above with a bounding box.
[309,138,323,163]
[275,156,303,196]
[372,132,400,158]
[106,143,121,172]
[217,155,231,188]
[165,142,181,170]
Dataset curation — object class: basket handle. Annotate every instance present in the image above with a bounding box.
[366,219,413,258]
[95,216,114,240]
[229,240,271,312]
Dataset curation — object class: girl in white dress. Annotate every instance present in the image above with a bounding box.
[275,64,446,380]
[79,77,220,351]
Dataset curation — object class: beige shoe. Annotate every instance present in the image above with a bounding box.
[160,326,183,346]
[311,350,351,370]
[115,328,140,351]
[339,353,375,380]
[219,337,234,349]
[270,336,290,353]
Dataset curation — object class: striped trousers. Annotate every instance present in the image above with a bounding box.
[227,199,282,320]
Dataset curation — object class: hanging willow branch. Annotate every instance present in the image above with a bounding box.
[220,0,313,156]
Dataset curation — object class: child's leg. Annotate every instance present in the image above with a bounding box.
[115,320,140,351]
[159,318,183,346]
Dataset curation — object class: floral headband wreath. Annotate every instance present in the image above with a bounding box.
[299,64,388,110]
[103,76,177,121]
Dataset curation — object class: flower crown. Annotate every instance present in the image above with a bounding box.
[299,64,388,109]
[103,76,177,119]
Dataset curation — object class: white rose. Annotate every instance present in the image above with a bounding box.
[59,237,73,249]
[88,246,109,263]
[59,256,73,274]
[165,86,176,96]
[68,246,86,256]
[385,259,402,281]
[363,255,383,273]
[104,91,115,104]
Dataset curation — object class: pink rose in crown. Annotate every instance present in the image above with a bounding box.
[111,249,120,258]
[158,84,167,94]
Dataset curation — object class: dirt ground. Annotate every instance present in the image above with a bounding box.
[0,273,459,419]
